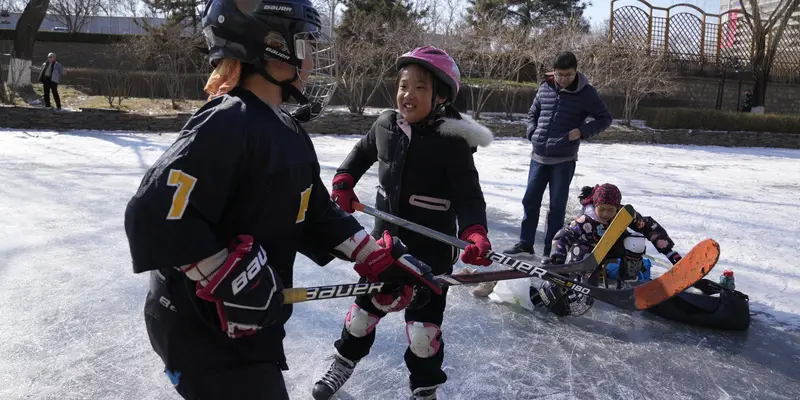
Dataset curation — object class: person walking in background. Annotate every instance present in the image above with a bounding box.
[741,91,753,112]
[503,51,612,258]
[38,52,64,110]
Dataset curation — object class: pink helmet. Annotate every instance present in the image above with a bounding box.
[396,46,461,103]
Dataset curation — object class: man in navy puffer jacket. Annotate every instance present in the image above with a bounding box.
[505,52,612,257]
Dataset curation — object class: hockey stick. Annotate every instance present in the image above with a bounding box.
[353,202,721,310]
[282,267,579,304]
[354,202,635,277]
[282,203,633,304]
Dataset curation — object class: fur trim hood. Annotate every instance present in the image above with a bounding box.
[437,113,493,148]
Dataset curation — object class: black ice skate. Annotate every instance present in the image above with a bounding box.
[312,353,357,400]
[410,385,439,400]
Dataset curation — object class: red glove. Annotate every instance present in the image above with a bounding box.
[354,231,442,295]
[460,225,492,266]
[331,173,359,213]
[371,284,415,313]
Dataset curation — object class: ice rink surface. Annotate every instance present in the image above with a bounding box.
[1,130,798,399]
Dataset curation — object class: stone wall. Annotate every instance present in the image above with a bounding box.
[2,105,799,149]
[0,106,192,132]
[665,77,800,114]
[585,126,800,149]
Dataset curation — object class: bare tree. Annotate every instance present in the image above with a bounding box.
[576,26,624,94]
[49,0,108,33]
[495,28,534,118]
[336,15,422,114]
[0,77,6,105]
[1,0,26,12]
[138,23,204,109]
[0,2,8,102]
[419,0,464,49]
[739,0,800,112]
[8,0,50,88]
[525,18,589,78]
[104,0,140,17]
[456,11,534,119]
[100,39,140,107]
[141,0,205,32]
[313,0,342,37]
[603,47,675,125]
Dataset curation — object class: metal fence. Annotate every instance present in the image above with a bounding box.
[609,0,800,82]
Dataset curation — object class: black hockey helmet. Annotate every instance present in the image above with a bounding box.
[201,0,336,121]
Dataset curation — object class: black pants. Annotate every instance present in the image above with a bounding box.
[42,78,61,109]
[166,363,290,400]
[335,287,450,390]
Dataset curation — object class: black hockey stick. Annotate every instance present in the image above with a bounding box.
[282,267,579,304]
[354,203,721,310]
[283,203,633,304]
[354,201,635,277]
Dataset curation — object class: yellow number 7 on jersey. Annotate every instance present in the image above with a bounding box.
[166,169,198,220]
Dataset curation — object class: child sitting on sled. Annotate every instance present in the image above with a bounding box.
[475,183,684,317]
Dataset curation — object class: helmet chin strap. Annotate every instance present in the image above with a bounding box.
[256,68,309,104]
[255,60,315,122]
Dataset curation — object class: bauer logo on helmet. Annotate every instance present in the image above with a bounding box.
[263,4,293,13]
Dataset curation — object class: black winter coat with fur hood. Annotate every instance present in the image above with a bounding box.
[337,110,493,273]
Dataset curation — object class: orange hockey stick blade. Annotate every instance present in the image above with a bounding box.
[633,239,721,310]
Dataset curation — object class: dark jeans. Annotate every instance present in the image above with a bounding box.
[335,287,450,390]
[519,159,576,253]
[42,78,61,109]
[165,363,290,400]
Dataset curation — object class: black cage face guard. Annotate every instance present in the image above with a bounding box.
[280,30,337,122]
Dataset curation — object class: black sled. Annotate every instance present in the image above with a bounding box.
[644,278,750,331]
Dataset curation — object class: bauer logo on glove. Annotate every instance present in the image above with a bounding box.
[195,235,285,339]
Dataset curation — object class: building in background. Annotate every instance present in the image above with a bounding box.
[0,12,168,34]
[719,0,800,25]
[718,0,800,60]
[0,10,330,36]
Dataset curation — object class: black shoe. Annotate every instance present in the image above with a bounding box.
[312,353,357,400]
[542,247,551,257]
[503,243,535,256]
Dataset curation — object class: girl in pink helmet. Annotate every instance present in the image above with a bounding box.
[313,46,494,400]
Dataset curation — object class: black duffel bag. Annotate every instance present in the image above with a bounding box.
[645,278,750,331]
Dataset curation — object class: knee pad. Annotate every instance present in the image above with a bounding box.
[344,304,380,338]
[405,321,441,358]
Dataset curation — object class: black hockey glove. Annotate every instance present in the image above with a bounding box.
[196,235,284,339]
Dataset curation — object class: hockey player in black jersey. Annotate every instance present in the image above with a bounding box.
[123,1,442,399]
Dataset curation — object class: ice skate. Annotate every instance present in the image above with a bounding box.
[410,385,439,400]
[312,353,357,400]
